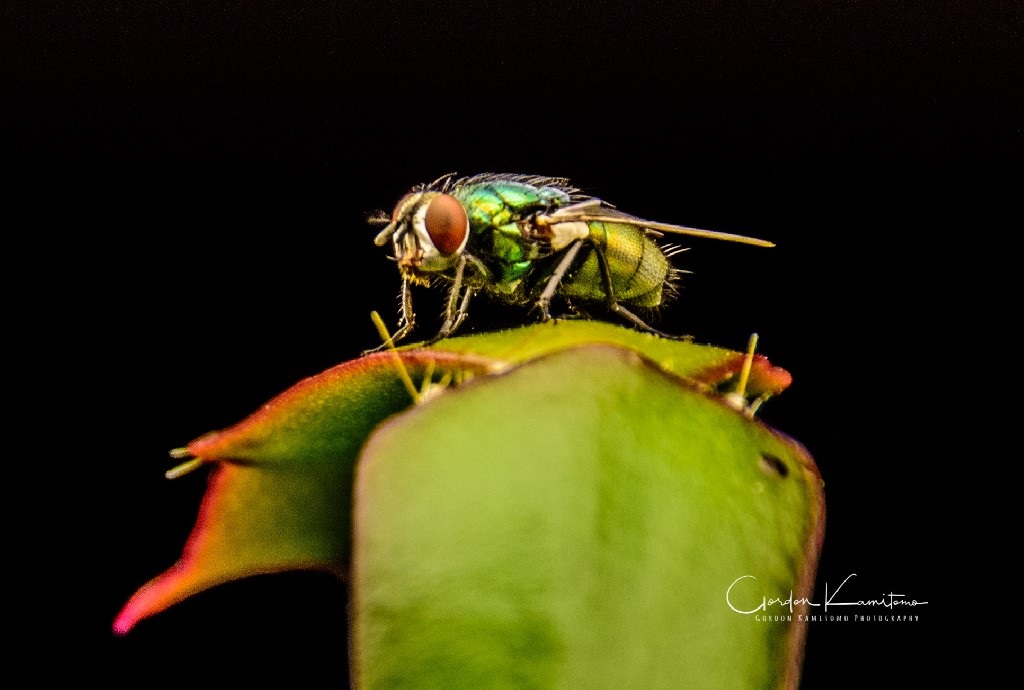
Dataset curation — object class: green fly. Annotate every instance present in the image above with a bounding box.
[371,173,773,344]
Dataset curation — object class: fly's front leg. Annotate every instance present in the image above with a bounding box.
[534,239,585,320]
[591,243,683,340]
[393,276,416,342]
[442,255,466,329]
[430,255,475,343]
[434,284,475,342]
[363,277,416,354]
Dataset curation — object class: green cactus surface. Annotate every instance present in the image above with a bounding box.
[115,321,824,689]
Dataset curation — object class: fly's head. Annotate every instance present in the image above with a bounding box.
[374,191,470,284]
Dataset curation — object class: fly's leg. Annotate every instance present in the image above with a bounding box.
[534,239,585,320]
[393,277,417,341]
[363,277,416,354]
[429,255,475,343]
[442,255,467,330]
[591,242,685,340]
[433,284,475,342]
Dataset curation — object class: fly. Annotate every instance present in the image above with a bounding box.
[370,173,773,345]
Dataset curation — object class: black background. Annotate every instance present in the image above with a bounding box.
[8,1,1018,686]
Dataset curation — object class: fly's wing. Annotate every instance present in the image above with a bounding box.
[545,203,774,248]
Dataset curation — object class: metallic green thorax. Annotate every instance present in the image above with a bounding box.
[449,178,574,293]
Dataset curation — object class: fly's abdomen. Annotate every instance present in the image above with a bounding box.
[559,222,670,307]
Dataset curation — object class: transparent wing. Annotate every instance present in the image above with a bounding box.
[546,203,774,247]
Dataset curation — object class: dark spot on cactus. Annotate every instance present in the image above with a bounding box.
[759,453,789,478]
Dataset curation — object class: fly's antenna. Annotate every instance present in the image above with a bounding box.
[369,211,397,246]
[370,311,421,404]
[374,222,398,246]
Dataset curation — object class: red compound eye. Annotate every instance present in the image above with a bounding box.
[424,194,469,255]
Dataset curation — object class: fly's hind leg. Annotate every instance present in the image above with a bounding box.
[591,243,688,340]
